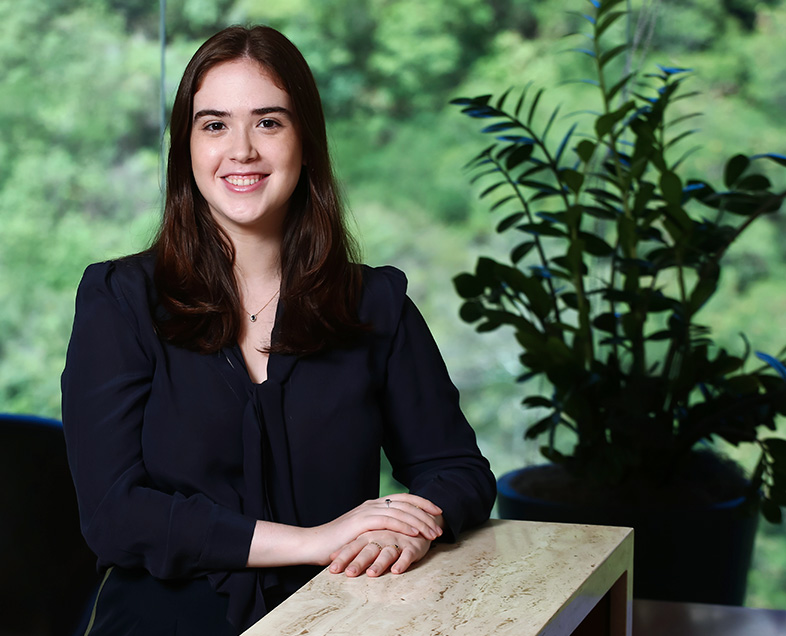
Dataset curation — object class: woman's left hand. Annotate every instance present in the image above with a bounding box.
[328,529,433,577]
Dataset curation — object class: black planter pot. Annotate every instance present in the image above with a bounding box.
[497,467,760,605]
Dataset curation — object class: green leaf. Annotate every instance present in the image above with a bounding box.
[593,312,619,333]
[479,182,506,199]
[737,174,772,191]
[596,10,626,38]
[497,212,525,233]
[595,101,635,137]
[633,181,657,215]
[511,241,536,264]
[469,167,499,185]
[514,84,533,118]
[575,140,596,163]
[494,265,554,319]
[688,264,720,312]
[724,154,750,188]
[459,300,484,323]
[453,273,484,298]
[542,104,562,143]
[481,121,520,134]
[579,231,614,256]
[583,205,619,220]
[517,222,567,238]
[519,179,561,195]
[523,396,554,408]
[597,0,627,18]
[562,168,584,193]
[560,292,579,310]
[476,320,502,333]
[527,88,545,126]
[600,43,629,69]
[525,415,555,439]
[475,256,498,282]
[665,129,698,151]
[506,143,535,170]
[556,123,578,163]
[722,192,781,216]
[607,72,636,102]
[495,87,513,110]
[660,171,683,206]
[490,195,517,212]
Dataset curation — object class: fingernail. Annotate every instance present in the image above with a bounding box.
[347,567,356,575]
[368,567,376,575]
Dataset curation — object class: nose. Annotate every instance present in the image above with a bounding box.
[229,128,258,163]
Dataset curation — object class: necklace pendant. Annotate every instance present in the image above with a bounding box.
[250,314,258,323]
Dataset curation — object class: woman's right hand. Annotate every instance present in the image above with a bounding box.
[245,493,442,568]
[305,494,443,565]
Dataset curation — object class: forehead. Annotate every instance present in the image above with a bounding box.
[193,58,291,110]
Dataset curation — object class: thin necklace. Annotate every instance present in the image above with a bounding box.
[247,289,279,323]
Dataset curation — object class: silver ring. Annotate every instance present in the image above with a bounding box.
[385,498,392,508]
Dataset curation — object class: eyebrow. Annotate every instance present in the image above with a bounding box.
[193,106,291,122]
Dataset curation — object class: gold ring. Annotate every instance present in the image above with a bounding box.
[369,541,383,551]
[386,544,401,555]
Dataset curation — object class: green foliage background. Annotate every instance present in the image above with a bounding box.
[2,0,784,607]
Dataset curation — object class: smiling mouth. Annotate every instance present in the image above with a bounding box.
[224,175,263,186]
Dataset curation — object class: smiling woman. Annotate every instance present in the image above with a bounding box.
[60,24,495,636]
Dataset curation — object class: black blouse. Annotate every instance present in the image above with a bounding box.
[61,253,495,631]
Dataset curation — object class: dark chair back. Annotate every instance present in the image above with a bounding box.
[0,413,100,636]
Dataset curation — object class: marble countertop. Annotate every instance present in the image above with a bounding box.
[242,519,633,636]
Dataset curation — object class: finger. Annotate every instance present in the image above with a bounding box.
[366,544,400,578]
[329,539,380,575]
[381,493,442,516]
[328,539,365,573]
[390,545,418,575]
[345,541,385,578]
[376,504,442,540]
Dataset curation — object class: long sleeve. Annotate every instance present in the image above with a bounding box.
[373,269,496,541]
[61,260,256,579]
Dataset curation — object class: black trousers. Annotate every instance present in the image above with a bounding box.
[83,568,237,636]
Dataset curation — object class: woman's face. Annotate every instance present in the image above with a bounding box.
[190,58,303,238]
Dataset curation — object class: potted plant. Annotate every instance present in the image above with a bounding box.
[451,0,786,605]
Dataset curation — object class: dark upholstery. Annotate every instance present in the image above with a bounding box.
[0,413,99,636]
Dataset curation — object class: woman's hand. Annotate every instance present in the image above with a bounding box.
[243,494,443,568]
[307,494,442,562]
[328,529,433,577]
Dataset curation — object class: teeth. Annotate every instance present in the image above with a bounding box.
[225,175,261,186]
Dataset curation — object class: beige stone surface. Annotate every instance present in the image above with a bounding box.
[242,519,633,636]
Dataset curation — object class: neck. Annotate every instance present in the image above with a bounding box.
[225,220,281,280]
[232,233,282,283]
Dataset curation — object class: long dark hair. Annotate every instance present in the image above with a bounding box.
[152,25,364,355]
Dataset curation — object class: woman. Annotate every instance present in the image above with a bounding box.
[62,25,495,634]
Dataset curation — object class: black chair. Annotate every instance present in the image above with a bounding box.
[0,413,100,636]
